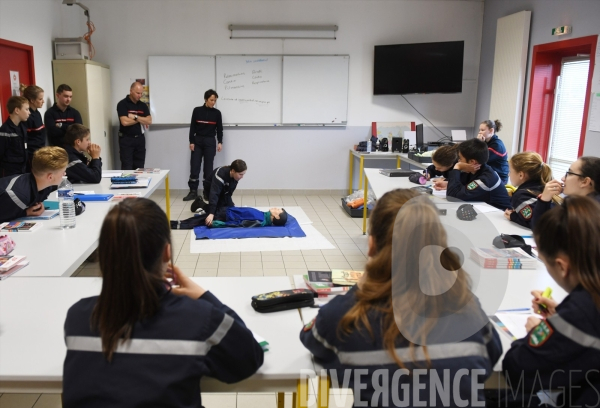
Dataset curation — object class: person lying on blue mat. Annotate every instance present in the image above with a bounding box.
[171,206,287,230]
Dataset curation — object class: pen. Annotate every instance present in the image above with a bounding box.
[497,308,531,313]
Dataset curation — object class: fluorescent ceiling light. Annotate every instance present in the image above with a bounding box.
[229,25,338,39]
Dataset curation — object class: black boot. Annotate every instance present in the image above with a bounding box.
[182,190,197,201]
[170,220,179,230]
[191,196,208,213]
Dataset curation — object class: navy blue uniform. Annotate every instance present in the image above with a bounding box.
[0,118,27,177]
[206,166,237,216]
[64,145,102,184]
[508,179,544,229]
[188,105,223,193]
[176,207,270,230]
[300,286,502,407]
[25,108,46,171]
[63,287,264,408]
[424,163,454,179]
[44,104,83,147]
[446,164,512,210]
[485,135,509,184]
[0,173,56,222]
[532,192,600,228]
[116,95,151,170]
[503,286,600,407]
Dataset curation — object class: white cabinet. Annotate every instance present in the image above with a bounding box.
[52,60,113,169]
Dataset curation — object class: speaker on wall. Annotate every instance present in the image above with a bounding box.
[392,137,402,152]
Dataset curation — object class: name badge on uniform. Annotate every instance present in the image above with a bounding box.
[528,320,553,347]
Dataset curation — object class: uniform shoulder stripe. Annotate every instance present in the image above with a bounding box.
[67,160,83,168]
[547,314,600,350]
[214,167,225,184]
[515,198,537,213]
[474,175,502,191]
[6,175,27,210]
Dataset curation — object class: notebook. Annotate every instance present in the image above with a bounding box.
[0,258,29,280]
[19,210,59,220]
[0,221,43,232]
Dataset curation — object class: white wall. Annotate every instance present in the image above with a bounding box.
[2,0,485,190]
[475,0,600,157]
[0,0,86,118]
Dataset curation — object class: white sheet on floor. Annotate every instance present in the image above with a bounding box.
[188,206,335,253]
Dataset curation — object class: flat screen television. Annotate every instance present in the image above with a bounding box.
[374,41,464,95]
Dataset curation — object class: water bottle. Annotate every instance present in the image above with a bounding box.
[58,176,76,229]
[366,140,372,153]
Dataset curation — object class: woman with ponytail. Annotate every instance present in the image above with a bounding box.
[503,196,600,407]
[532,156,600,228]
[504,152,553,228]
[62,198,263,408]
[478,119,509,184]
[21,85,47,171]
[300,189,501,407]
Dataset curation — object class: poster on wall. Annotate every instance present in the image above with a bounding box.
[10,71,20,96]
[130,77,150,109]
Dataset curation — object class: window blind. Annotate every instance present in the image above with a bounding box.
[547,58,590,178]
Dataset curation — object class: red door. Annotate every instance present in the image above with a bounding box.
[0,38,36,122]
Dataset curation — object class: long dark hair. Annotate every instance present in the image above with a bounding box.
[534,196,600,309]
[91,198,172,361]
[338,189,473,368]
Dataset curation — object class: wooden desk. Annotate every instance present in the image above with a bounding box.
[0,276,313,407]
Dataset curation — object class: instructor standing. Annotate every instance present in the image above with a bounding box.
[183,89,223,202]
[117,82,152,170]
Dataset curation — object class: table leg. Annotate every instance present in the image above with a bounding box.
[397,155,401,169]
[358,157,364,190]
[277,392,285,408]
[294,378,309,408]
[348,151,354,195]
[165,174,171,221]
[362,176,368,235]
[317,375,330,408]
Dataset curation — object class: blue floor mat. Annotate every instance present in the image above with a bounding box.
[194,213,306,240]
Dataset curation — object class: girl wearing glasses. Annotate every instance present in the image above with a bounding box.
[531,157,600,227]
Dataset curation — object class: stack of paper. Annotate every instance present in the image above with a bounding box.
[470,247,537,269]
[110,177,151,189]
[0,255,29,280]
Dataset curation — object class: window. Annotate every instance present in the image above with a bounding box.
[547,58,590,178]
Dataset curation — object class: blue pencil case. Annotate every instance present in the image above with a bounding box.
[74,194,114,201]
[111,176,137,184]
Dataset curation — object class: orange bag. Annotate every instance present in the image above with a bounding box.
[347,198,365,209]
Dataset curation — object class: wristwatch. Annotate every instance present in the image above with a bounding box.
[134,115,138,121]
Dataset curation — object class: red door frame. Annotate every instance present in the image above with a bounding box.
[0,38,36,122]
[523,35,597,160]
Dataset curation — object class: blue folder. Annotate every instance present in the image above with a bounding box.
[194,213,306,240]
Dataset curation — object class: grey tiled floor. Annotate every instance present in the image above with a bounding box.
[1,192,362,407]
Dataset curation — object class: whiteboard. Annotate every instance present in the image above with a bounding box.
[148,56,216,124]
[282,56,349,124]
[216,55,282,124]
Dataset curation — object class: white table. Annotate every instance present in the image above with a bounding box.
[5,171,170,278]
[348,150,428,195]
[0,276,315,407]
